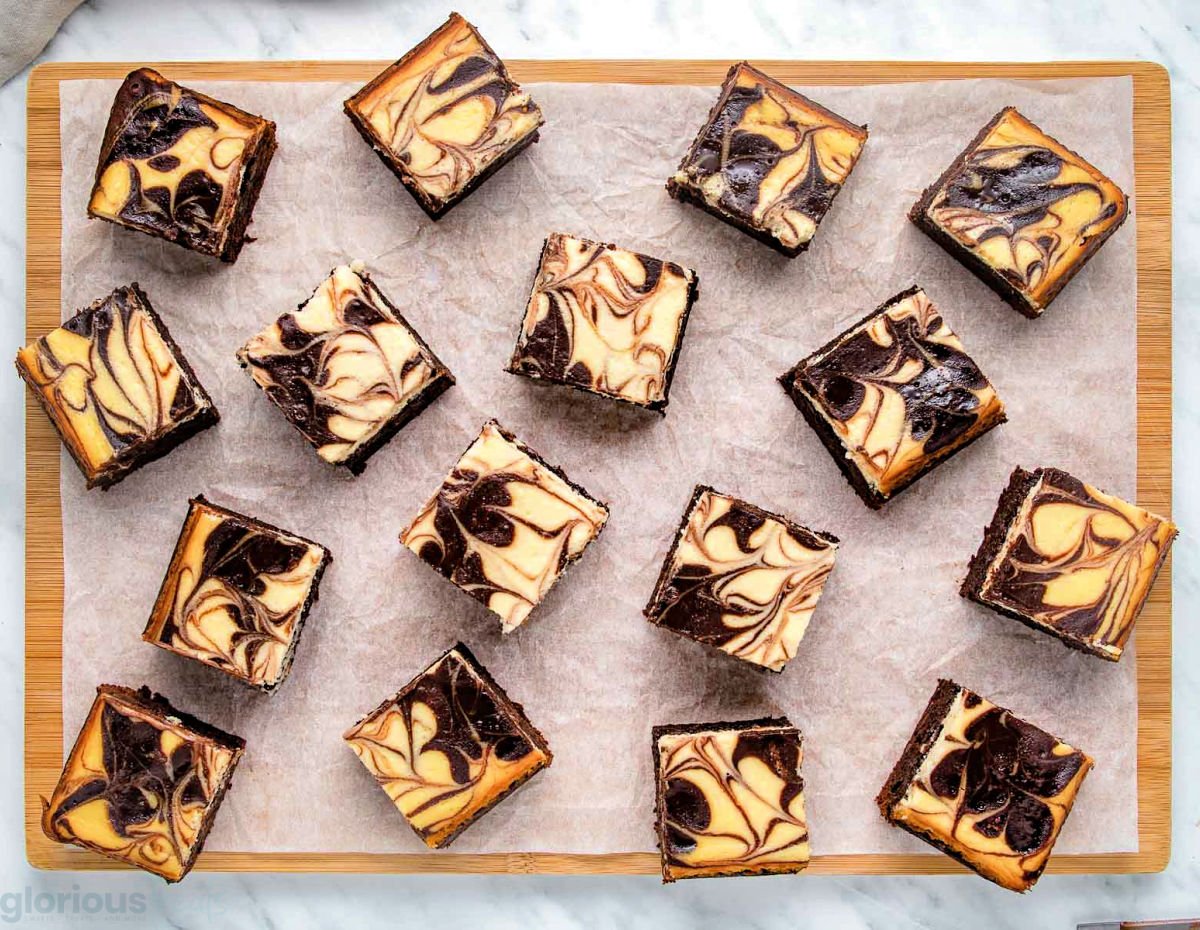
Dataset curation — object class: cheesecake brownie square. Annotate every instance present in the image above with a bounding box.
[88,68,277,262]
[876,680,1093,893]
[16,283,218,490]
[343,642,552,848]
[506,233,700,412]
[910,107,1128,317]
[780,286,1006,508]
[41,685,244,882]
[143,496,331,691]
[644,486,838,672]
[344,13,544,218]
[653,717,809,882]
[400,420,608,633]
[667,62,867,257]
[961,467,1176,661]
[237,263,454,474]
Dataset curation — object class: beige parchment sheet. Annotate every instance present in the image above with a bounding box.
[57,75,1137,856]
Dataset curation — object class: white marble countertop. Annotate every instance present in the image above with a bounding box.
[0,1,1195,927]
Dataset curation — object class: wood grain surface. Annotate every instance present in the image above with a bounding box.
[24,59,1172,876]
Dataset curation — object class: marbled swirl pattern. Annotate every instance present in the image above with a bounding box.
[144,499,329,690]
[238,265,451,469]
[343,646,550,848]
[508,234,697,409]
[15,284,214,487]
[646,488,837,671]
[669,62,867,252]
[923,108,1127,312]
[400,421,608,632]
[41,687,242,883]
[346,13,542,212]
[655,721,809,881]
[891,687,1091,892]
[980,469,1176,660]
[88,68,273,259]
[792,287,1005,499]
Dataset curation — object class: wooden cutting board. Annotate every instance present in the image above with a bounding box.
[24,59,1172,876]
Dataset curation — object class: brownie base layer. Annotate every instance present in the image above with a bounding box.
[666,179,808,258]
[779,285,1007,509]
[652,717,803,882]
[505,244,701,415]
[344,100,541,220]
[909,107,1129,318]
[217,122,278,263]
[960,467,1159,662]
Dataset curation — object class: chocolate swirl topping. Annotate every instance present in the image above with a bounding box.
[892,686,1091,892]
[507,234,698,410]
[237,265,453,471]
[144,498,329,690]
[655,720,809,881]
[793,287,1005,498]
[88,68,275,260]
[41,686,242,883]
[400,421,608,632]
[15,284,215,488]
[345,13,543,213]
[646,488,837,672]
[669,62,867,253]
[924,108,1127,311]
[343,645,551,848]
[979,469,1176,659]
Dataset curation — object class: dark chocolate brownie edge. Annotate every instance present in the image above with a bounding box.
[874,678,960,819]
[644,483,710,620]
[960,466,1038,600]
[218,119,278,263]
[341,371,455,475]
[666,181,807,257]
[99,684,247,752]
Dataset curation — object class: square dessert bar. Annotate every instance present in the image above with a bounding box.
[876,680,1093,893]
[16,283,218,490]
[667,62,867,257]
[911,107,1128,317]
[506,233,700,412]
[237,263,454,474]
[143,496,331,692]
[41,685,244,883]
[401,420,608,632]
[88,68,277,262]
[652,718,809,882]
[961,467,1177,661]
[644,486,838,672]
[343,642,552,848]
[780,286,1006,509]
[344,13,544,218]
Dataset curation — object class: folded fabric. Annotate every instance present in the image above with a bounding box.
[0,0,82,85]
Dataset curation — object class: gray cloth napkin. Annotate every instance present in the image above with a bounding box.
[1,0,82,84]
